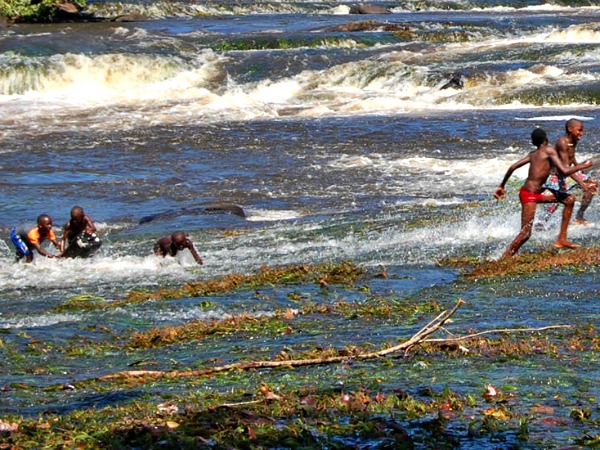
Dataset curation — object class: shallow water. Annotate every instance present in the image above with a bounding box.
[1,0,600,447]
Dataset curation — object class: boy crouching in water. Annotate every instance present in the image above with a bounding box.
[10,214,61,263]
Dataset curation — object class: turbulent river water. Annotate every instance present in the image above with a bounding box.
[1,0,600,447]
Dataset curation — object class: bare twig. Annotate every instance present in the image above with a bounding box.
[424,324,571,343]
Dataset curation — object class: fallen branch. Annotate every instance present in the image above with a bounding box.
[98,299,465,382]
[424,324,571,343]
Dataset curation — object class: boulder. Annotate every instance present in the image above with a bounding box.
[349,4,392,14]
[112,13,149,22]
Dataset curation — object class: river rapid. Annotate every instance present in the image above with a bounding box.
[1,0,600,447]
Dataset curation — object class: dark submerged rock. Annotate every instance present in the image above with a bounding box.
[202,202,246,218]
[440,73,465,90]
[324,21,409,32]
[112,13,149,23]
[139,202,246,224]
[349,4,392,14]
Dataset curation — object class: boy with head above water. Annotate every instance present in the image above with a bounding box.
[494,127,592,258]
[544,118,598,225]
[10,214,61,263]
[61,206,102,258]
[154,231,203,265]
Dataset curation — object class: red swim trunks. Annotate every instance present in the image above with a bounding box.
[519,187,545,204]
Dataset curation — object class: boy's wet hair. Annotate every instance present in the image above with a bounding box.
[566,118,581,133]
[531,127,547,147]
[37,214,52,225]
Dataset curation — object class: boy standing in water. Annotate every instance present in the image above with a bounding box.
[154,231,204,265]
[10,214,61,263]
[544,118,597,225]
[494,128,592,258]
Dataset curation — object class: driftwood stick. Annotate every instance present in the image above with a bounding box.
[99,299,465,382]
[424,324,571,343]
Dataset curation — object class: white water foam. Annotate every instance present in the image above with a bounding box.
[1,24,600,133]
[0,312,83,329]
[245,209,302,222]
[328,153,531,192]
[515,115,595,121]
[0,254,195,292]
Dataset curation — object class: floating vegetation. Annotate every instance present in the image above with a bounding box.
[0,385,486,449]
[437,246,600,278]
[500,84,600,107]
[59,294,107,311]
[2,284,599,449]
[0,359,597,449]
[54,260,366,312]
[465,247,600,279]
[127,296,443,350]
[211,36,365,52]
[128,312,290,349]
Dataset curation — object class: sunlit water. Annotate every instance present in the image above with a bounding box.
[1,1,600,446]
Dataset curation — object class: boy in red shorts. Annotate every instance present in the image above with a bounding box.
[494,128,592,258]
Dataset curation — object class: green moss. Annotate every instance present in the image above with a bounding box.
[54,260,366,312]
[0,0,87,22]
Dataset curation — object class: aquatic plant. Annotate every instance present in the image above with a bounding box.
[128,313,290,349]
[2,299,598,449]
[0,0,86,22]
[211,36,365,52]
[467,247,600,278]
[54,260,365,312]
[0,386,467,449]
[438,247,600,278]
[97,299,464,382]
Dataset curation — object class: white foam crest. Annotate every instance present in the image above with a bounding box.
[329,152,530,184]
[471,4,595,12]
[468,6,517,12]
[360,206,576,264]
[245,209,302,221]
[545,23,600,44]
[207,78,302,114]
[0,254,194,291]
[503,65,588,88]
[0,312,82,329]
[1,45,597,134]
[328,5,351,14]
[515,115,595,121]
[522,4,592,11]
[127,307,275,323]
[227,211,507,266]
[0,51,224,103]
[447,23,600,54]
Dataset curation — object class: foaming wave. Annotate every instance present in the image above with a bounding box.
[447,63,600,108]
[546,23,600,44]
[128,307,275,324]
[1,46,597,134]
[0,254,195,292]
[515,115,594,121]
[0,312,83,329]
[208,207,517,267]
[329,153,530,185]
[86,0,308,18]
[0,51,225,100]
[245,209,302,221]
